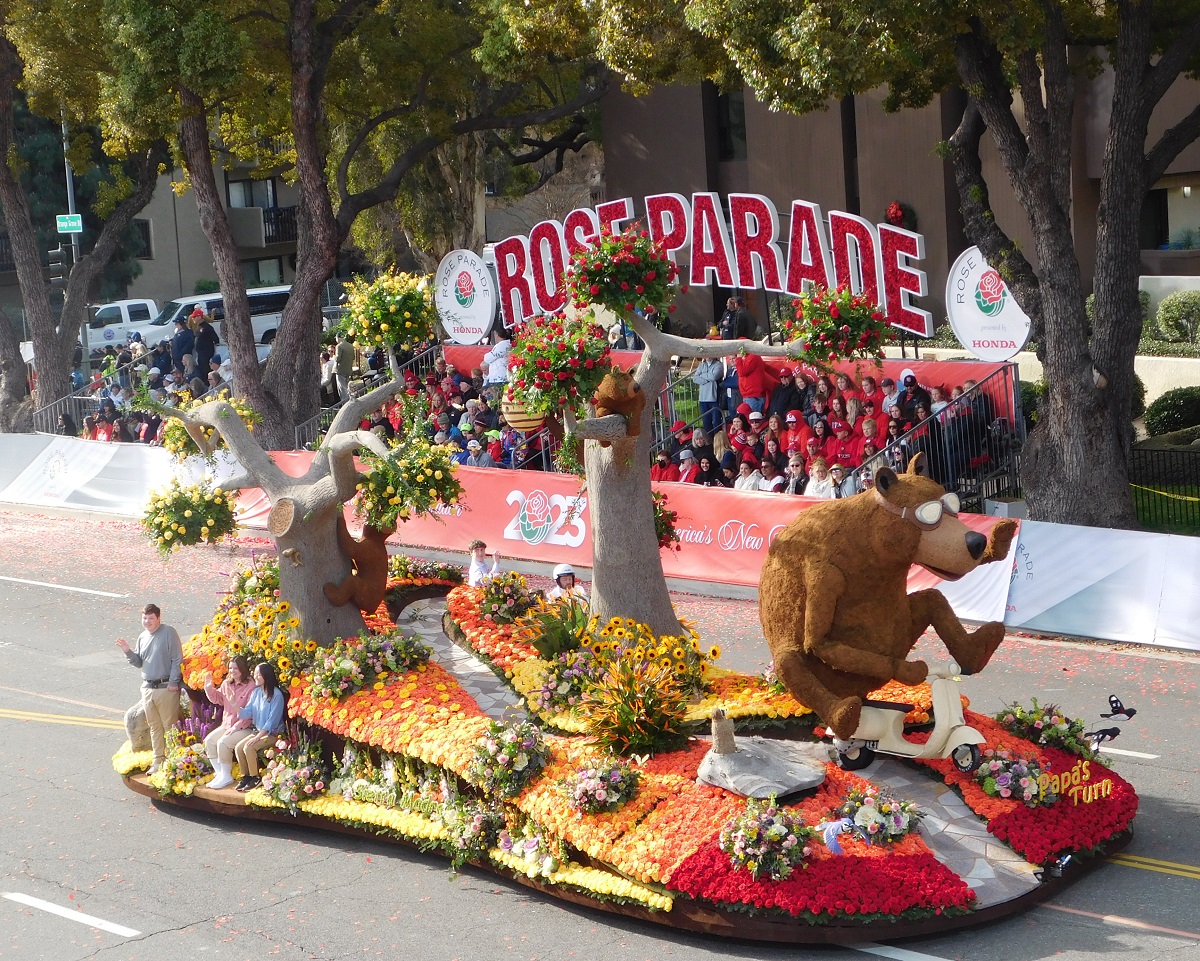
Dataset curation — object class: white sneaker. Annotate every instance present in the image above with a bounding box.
[147,762,161,775]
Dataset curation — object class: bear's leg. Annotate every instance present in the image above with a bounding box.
[908,589,1005,675]
[323,577,355,607]
[773,649,863,741]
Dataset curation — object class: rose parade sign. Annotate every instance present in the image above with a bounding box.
[945,246,1033,361]
[486,193,934,336]
[434,249,498,345]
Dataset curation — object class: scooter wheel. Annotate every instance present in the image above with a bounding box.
[836,746,875,771]
[951,743,982,773]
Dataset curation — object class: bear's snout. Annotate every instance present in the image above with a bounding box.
[965,531,986,560]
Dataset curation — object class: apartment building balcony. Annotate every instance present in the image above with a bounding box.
[228,205,298,248]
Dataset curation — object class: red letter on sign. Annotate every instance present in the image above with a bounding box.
[689,192,735,288]
[596,197,632,236]
[879,225,932,336]
[494,235,535,328]
[784,201,832,296]
[829,212,880,303]
[645,193,691,269]
[563,208,599,256]
[529,220,568,314]
[729,194,783,292]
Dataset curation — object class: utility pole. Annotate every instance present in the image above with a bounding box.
[62,118,89,382]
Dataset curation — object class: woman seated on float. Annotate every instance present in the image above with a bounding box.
[232,662,288,793]
[203,655,257,790]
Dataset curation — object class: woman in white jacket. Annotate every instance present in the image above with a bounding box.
[483,336,511,386]
[803,458,837,498]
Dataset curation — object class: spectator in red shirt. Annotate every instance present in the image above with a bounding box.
[676,449,700,483]
[858,375,883,411]
[651,450,681,482]
[783,410,812,451]
[834,372,860,404]
[826,421,860,469]
[733,352,777,414]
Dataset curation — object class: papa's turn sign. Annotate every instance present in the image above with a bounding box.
[434,250,497,345]
[944,246,1032,362]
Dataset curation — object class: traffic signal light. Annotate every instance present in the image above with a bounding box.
[48,246,68,291]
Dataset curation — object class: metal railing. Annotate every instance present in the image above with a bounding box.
[294,345,439,449]
[856,365,1024,512]
[1130,446,1200,534]
[263,206,298,244]
[29,354,147,433]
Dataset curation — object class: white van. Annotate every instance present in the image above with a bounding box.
[84,299,159,350]
[127,285,292,347]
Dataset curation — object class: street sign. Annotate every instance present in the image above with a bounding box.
[56,213,82,234]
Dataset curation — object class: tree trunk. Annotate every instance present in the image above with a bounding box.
[0,36,69,408]
[0,306,31,429]
[177,89,271,423]
[586,350,681,636]
[272,494,365,645]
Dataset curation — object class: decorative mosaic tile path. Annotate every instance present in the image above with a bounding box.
[392,597,527,721]
[394,596,1042,911]
[861,756,1042,909]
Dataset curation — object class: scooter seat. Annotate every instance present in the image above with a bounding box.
[862,699,913,712]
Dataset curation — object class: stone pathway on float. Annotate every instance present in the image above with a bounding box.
[860,756,1042,909]
[393,597,527,721]
[395,596,1041,911]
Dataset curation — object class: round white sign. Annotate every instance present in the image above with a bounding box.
[944,246,1032,362]
[434,250,496,345]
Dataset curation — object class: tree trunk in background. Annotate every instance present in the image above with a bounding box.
[177,89,272,429]
[0,306,31,429]
[586,350,681,637]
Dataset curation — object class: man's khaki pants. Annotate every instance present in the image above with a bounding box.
[142,686,181,766]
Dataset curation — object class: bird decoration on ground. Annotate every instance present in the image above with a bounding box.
[1101,695,1137,720]
[1083,726,1121,749]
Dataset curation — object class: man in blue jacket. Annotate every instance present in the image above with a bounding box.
[170,319,195,378]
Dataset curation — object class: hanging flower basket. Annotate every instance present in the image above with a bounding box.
[501,394,546,432]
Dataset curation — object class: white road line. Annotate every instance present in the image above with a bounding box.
[0,575,127,598]
[0,685,125,715]
[1100,746,1160,760]
[853,944,952,961]
[3,892,140,938]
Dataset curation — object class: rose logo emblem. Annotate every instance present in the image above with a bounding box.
[455,270,475,308]
[974,269,1007,316]
[517,489,554,545]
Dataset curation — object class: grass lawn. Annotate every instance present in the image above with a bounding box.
[1132,483,1200,534]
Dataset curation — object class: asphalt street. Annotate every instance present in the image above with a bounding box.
[1,507,1198,961]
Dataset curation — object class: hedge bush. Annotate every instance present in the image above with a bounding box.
[1143,386,1200,436]
[1131,372,1147,420]
[1155,290,1200,343]
[1084,289,1153,327]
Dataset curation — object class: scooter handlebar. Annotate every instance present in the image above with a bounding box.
[924,661,962,680]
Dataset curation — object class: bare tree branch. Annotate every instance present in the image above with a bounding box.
[568,413,632,442]
[215,472,254,493]
[324,428,392,501]
[175,400,291,494]
[1142,11,1200,109]
[1146,100,1200,188]
[629,312,806,361]
[324,374,407,439]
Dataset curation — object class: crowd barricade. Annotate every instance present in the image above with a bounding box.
[3,436,1196,653]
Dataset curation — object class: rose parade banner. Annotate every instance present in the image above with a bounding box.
[229,459,1016,624]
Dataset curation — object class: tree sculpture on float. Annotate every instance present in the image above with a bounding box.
[149,271,461,646]
[505,225,892,637]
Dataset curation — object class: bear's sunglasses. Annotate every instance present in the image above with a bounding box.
[872,490,961,530]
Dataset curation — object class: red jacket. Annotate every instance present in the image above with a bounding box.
[735,354,777,402]
[826,436,860,469]
[651,461,681,482]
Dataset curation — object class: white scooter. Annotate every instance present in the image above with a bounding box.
[830,662,984,773]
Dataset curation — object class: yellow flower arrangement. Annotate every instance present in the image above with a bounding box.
[142,480,236,556]
[342,269,435,354]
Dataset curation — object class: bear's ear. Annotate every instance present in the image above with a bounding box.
[874,466,899,495]
[907,452,930,477]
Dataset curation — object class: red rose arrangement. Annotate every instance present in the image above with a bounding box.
[774,283,892,366]
[652,490,681,552]
[506,311,613,418]
[563,223,682,317]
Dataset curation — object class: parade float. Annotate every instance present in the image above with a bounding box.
[116,238,1137,944]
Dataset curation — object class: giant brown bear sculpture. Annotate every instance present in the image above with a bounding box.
[759,453,1017,740]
